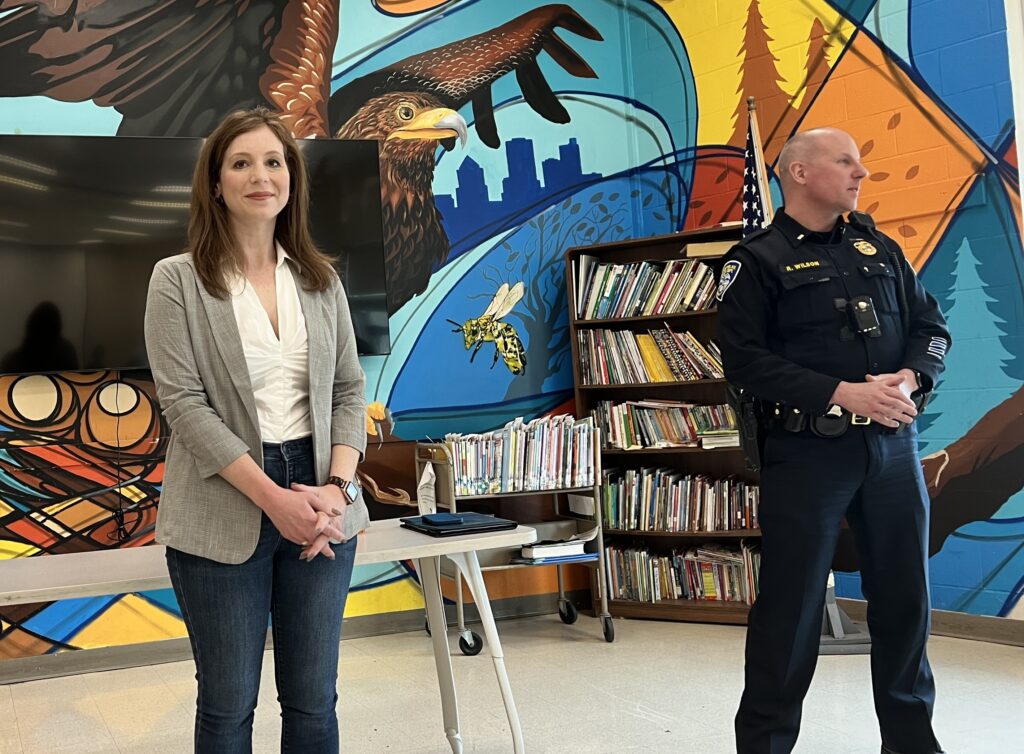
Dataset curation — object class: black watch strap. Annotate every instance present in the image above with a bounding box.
[911,369,928,393]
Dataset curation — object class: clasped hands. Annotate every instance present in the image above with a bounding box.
[262,482,348,562]
[830,368,919,429]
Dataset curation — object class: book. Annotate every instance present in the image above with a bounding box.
[510,552,600,565]
[522,523,599,559]
[445,413,596,495]
[685,240,734,258]
[575,253,598,317]
[400,512,518,537]
[522,540,587,558]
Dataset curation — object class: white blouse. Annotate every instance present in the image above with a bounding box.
[229,243,312,444]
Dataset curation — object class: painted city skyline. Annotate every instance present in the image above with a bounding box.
[435,136,600,248]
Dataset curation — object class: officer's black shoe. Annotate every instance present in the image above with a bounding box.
[881,746,946,754]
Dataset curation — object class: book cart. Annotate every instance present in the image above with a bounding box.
[415,430,616,654]
[566,225,762,626]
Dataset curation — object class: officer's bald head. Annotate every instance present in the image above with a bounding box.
[776,128,868,221]
[778,129,857,185]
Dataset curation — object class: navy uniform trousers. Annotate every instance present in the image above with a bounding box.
[735,422,940,754]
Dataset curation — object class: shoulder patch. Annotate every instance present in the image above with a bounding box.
[716,260,742,302]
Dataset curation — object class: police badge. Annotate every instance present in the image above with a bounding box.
[853,239,878,256]
[717,260,742,301]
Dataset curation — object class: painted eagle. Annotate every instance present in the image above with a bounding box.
[0,1,603,314]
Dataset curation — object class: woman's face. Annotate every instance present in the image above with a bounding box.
[216,125,290,225]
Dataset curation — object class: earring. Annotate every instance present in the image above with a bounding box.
[215,194,225,207]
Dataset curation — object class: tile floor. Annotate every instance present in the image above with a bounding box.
[1,615,1021,753]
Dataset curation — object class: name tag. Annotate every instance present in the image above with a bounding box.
[783,260,822,272]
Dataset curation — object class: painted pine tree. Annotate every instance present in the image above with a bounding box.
[729,0,790,149]
[918,237,1017,452]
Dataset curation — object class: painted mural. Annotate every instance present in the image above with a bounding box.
[0,0,1021,660]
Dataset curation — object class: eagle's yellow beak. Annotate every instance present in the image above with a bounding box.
[388,108,468,147]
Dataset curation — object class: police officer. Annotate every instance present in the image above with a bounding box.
[718,128,950,754]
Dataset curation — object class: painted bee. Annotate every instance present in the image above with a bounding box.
[448,282,527,375]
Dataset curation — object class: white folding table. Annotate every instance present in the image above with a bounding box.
[0,517,537,753]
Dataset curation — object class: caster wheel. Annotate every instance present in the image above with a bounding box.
[602,616,615,643]
[424,619,431,637]
[558,601,578,625]
[458,632,484,656]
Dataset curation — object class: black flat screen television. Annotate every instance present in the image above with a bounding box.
[0,135,390,375]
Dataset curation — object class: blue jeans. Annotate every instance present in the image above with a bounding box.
[166,436,358,754]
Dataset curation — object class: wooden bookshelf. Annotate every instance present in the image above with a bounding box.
[566,226,760,626]
[574,309,717,328]
[604,529,760,538]
[609,598,750,625]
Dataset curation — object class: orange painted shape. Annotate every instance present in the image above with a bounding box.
[1004,138,1018,171]
[0,626,55,660]
[142,462,165,483]
[48,500,109,531]
[22,446,121,485]
[373,0,453,15]
[686,149,745,230]
[798,30,986,271]
[8,518,58,548]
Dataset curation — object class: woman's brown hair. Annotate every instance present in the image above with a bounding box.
[189,107,336,297]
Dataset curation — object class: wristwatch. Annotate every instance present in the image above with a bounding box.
[326,475,360,505]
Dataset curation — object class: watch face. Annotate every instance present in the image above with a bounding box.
[344,480,360,502]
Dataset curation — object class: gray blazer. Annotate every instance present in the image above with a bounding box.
[144,252,369,564]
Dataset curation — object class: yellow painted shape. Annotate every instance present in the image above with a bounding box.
[658,0,854,145]
[71,594,186,648]
[30,510,72,538]
[0,498,11,517]
[42,497,79,515]
[118,484,147,504]
[344,575,424,618]
[0,540,40,558]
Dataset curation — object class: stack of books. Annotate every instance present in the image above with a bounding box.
[578,326,724,385]
[602,469,759,532]
[574,255,718,320]
[593,400,739,450]
[606,541,761,604]
[510,526,600,565]
[444,414,596,496]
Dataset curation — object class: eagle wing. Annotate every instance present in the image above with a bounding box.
[328,4,603,145]
[0,0,338,137]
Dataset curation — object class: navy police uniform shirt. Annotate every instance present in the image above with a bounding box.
[716,208,951,413]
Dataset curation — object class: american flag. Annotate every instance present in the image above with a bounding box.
[742,113,769,236]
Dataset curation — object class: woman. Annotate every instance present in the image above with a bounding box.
[144,108,369,753]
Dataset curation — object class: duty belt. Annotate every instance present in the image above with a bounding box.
[769,403,893,437]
